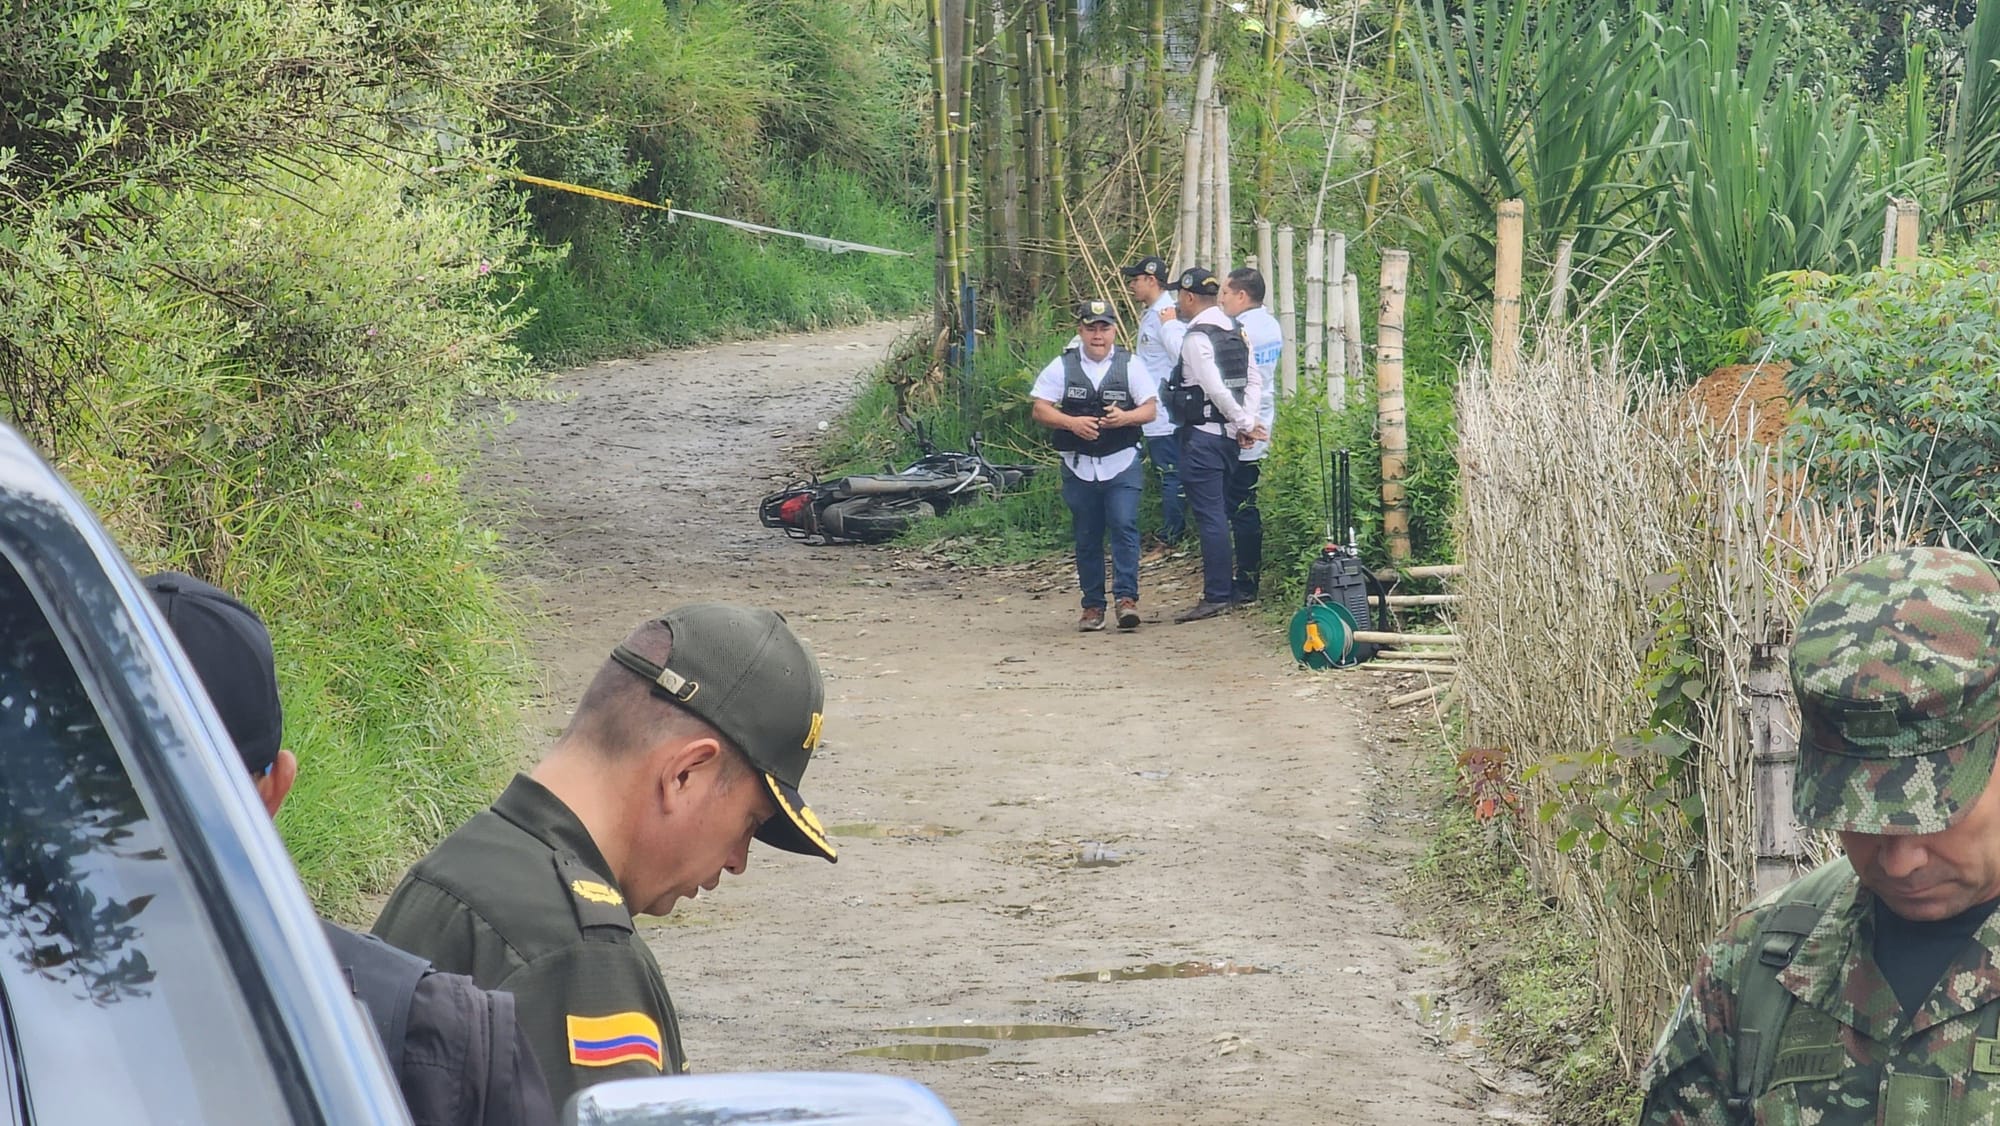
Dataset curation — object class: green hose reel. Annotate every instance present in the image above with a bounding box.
[1289,599,1361,669]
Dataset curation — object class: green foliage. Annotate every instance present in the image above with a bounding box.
[1760,246,2000,552]
[1408,0,1668,298]
[511,0,931,361]
[1656,0,1888,334]
[1945,0,2000,230]
[0,0,555,912]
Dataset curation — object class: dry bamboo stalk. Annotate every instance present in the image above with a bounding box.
[1255,219,1274,281]
[1326,233,1347,398]
[1373,563,1462,580]
[1305,228,1326,375]
[1895,198,1920,261]
[1880,200,1897,268]
[1369,661,1458,674]
[1354,629,1455,646]
[1376,249,1411,560]
[1145,0,1167,187]
[1198,102,1217,265]
[1384,593,1461,606]
[1342,271,1364,387]
[1174,54,1218,272]
[1549,235,1574,325]
[1375,648,1459,660]
[1492,198,1524,383]
[1208,102,1224,268]
[1388,683,1449,708]
[1275,225,1299,393]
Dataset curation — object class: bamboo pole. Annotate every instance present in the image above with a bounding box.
[1364,0,1405,228]
[1880,201,1897,268]
[1035,1,1070,302]
[1174,54,1218,272]
[1492,198,1524,383]
[1208,102,1224,268]
[1305,227,1326,376]
[1373,647,1459,660]
[1146,0,1166,189]
[1377,249,1411,561]
[1255,0,1292,210]
[997,3,1022,284]
[1255,219,1274,282]
[1548,235,1574,326]
[1370,661,1459,673]
[1354,628,1454,647]
[1326,233,1346,388]
[1018,16,1043,287]
[1372,563,1462,580]
[1894,198,1921,261]
[927,0,963,316]
[1063,0,1083,245]
[1342,270,1364,386]
[1198,103,1217,265]
[957,0,977,292]
[1384,593,1462,606]
[1276,225,1299,394]
[1388,683,1449,708]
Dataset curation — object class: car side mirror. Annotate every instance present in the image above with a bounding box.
[564,1072,958,1125]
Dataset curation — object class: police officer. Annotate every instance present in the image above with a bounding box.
[1219,267,1279,602]
[1031,298,1160,632]
[1162,267,1261,623]
[1641,546,2000,1123]
[1120,255,1188,545]
[145,573,554,1126]
[373,604,837,1108]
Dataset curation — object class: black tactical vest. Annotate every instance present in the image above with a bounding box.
[1167,321,1251,426]
[1052,347,1143,457]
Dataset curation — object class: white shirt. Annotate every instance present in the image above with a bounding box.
[1031,346,1160,481]
[1134,293,1187,438]
[1177,305,1261,437]
[1235,305,1283,461]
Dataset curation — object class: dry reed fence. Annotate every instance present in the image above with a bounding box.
[1452,335,1907,1067]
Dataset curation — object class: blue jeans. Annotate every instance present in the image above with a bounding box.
[1144,432,1185,544]
[1061,460,1144,609]
[1178,427,1239,604]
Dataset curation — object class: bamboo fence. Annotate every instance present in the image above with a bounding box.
[1453,335,1908,1066]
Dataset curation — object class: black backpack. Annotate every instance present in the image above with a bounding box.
[321,922,556,1126]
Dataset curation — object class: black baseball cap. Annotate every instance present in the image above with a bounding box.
[611,603,836,862]
[1075,299,1118,325]
[144,572,284,777]
[1167,267,1221,295]
[1119,256,1168,280]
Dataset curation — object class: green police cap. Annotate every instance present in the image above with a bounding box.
[1791,546,2000,835]
[612,603,836,861]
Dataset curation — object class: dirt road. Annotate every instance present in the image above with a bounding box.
[480,323,1502,1124]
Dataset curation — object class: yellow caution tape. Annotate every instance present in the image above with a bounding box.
[475,165,671,212]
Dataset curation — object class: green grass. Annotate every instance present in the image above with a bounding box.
[518,165,933,365]
[1409,733,1638,1123]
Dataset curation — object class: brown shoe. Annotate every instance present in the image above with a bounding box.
[1078,607,1107,632]
[1115,599,1141,630]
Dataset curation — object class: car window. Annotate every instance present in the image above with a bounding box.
[0,555,294,1124]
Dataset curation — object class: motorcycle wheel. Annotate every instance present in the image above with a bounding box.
[821,496,938,543]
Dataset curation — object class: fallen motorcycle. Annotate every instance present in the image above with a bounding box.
[759,429,1036,545]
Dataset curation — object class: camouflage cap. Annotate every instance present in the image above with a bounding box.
[1791,546,2000,835]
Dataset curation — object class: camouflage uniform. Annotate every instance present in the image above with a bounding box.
[1641,546,2000,1125]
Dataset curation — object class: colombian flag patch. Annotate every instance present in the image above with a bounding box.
[567,1012,664,1069]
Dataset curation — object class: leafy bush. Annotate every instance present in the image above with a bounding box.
[1762,246,2000,552]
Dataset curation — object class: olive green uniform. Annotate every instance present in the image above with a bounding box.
[372,775,688,1107]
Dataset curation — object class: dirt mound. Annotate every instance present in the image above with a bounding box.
[1689,361,1792,445]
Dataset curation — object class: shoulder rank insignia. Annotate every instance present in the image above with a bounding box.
[570,879,622,906]
[567,1012,663,1070]
[554,854,633,932]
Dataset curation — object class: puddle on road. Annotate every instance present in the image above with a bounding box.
[828,823,962,839]
[847,1044,991,1061]
[880,1023,1109,1040]
[1057,961,1270,982]
[1412,991,1488,1047]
